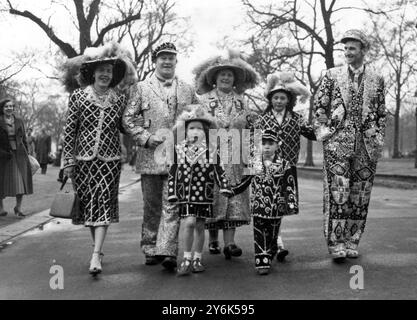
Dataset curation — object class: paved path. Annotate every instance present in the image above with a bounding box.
[0,178,416,300]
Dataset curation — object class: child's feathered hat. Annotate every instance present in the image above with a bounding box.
[193,49,260,95]
[174,104,218,131]
[265,72,310,103]
[61,42,136,93]
[171,104,218,145]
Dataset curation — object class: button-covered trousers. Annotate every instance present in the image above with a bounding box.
[253,217,282,269]
[323,138,377,254]
[140,174,180,257]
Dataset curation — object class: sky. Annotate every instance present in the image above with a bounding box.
[0,0,375,87]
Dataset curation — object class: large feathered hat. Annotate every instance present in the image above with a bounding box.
[265,72,310,103]
[193,49,260,95]
[61,42,136,93]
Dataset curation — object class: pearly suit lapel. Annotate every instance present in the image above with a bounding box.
[332,66,351,110]
[361,67,379,122]
[147,74,164,100]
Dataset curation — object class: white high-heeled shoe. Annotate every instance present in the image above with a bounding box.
[89,252,102,275]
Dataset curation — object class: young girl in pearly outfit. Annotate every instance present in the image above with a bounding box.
[167,105,233,276]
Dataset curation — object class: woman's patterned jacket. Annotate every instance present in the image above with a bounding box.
[123,74,197,175]
[313,65,386,162]
[253,111,316,166]
[63,86,126,168]
[230,157,298,218]
[167,141,232,205]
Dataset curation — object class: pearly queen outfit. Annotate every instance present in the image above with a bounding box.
[197,89,251,230]
[63,86,127,226]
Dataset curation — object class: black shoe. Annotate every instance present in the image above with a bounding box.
[223,244,242,259]
[162,257,177,271]
[229,244,242,257]
[145,255,161,265]
[209,241,221,254]
[276,249,289,262]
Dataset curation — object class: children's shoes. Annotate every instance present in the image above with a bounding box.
[177,258,192,276]
[192,258,205,273]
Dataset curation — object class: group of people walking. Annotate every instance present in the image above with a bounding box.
[56,28,385,277]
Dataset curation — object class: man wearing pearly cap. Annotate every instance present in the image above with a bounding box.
[123,42,197,270]
[313,29,387,261]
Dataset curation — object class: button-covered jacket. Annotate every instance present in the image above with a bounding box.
[63,86,126,167]
[168,141,232,204]
[253,111,316,166]
[231,157,298,218]
[123,74,197,175]
[313,65,386,162]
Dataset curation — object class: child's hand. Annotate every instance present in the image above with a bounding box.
[220,190,234,198]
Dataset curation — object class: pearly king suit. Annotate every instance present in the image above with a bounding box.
[123,73,197,258]
[313,65,386,254]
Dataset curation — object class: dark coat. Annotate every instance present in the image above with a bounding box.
[0,116,33,197]
[167,141,232,205]
[35,133,51,164]
[231,157,298,218]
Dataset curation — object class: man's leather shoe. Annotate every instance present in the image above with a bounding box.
[145,255,162,265]
[162,257,177,271]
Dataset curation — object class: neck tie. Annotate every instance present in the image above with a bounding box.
[350,66,363,91]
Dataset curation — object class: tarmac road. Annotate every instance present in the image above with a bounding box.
[0,177,416,300]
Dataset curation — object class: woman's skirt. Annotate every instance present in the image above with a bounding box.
[205,163,251,230]
[72,158,121,227]
[0,151,30,197]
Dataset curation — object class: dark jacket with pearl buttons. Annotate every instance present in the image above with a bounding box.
[167,141,232,204]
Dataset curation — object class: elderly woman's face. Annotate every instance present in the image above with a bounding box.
[3,101,15,116]
[216,69,235,92]
[94,63,113,88]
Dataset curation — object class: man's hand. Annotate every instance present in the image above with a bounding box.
[63,166,74,179]
[364,127,377,137]
[316,113,328,124]
[146,135,164,148]
[135,115,145,127]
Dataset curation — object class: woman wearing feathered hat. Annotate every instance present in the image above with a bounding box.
[61,42,134,276]
[253,71,316,261]
[193,49,260,259]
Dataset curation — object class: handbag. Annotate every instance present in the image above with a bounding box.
[28,155,40,175]
[49,176,80,219]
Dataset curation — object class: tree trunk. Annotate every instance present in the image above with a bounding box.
[304,96,315,166]
[392,95,401,158]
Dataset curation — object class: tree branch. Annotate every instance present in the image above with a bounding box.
[7,0,78,57]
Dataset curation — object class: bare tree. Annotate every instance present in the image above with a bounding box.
[369,0,417,158]
[5,0,144,57]
[0,52,35,98]
[109,0,192,81]
[4,0,192,82]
